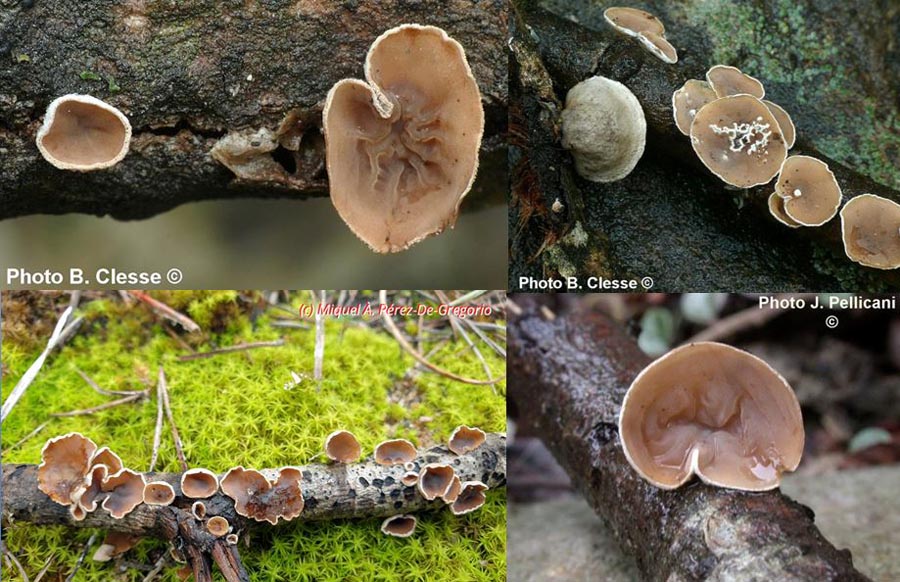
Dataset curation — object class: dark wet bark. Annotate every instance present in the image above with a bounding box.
[509,0,900,292]
[0,0,506,220]
[508,297,869,581]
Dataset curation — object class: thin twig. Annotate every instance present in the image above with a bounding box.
[378,290,503,386]
[63,533,97,582]
[464,317,506,357]
[129,291,201,333]
[313,290,326,389]
[50,392,145,417]
[2,543,29,582]
[158,367,188,471]
[682,294,817,343]
[75,368,144,397]
[32,556,53,582]
[141,553,169,582]
[177,340,285,362]
[7,420,50,451]
[149,373,165,473]
[440,308,496,394]
[446,290,488,306]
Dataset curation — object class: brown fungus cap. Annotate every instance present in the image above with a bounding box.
[207,516,230,537]
[381,514,417,538]
[619,342,804,491]
[690,94,786,188]
[323,24,484,253]
[672,80,717,137]
[324,430,362,463]
[637,31,678,64]
[840,194,900,270]
[181,468,219,499]
[417,463,456,500]
[226,533,239,545]
[77,464,110,513]
[90,447,123,475]
[705,65,765,99]
[401,471,419,487]
[191,500,207,520]
[441,475,462,504]
[775,155,841,226]
[768,193,802,229]
[448,425,486,455]
[603,7,665,38]
[220,466,305,525]
[763,101,796,149]
[36,94,132,171]
[374,439,417,466]
[450,481,488,515]
[92,532,140,563]
[38,432,98,506]
[143,481,176,506]
[101,469,147,519]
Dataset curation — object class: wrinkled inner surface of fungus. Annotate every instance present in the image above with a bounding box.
[841,194,900,269]
[40,100,128,167]
[324,25,483,252]
[776,156,841,226]
[38,433,97,505]
[691,95,786,188]
[620,342,803,490]
[221,467,304,525]
[101,469,145,518]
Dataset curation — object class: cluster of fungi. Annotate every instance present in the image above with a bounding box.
[36,425,490,561]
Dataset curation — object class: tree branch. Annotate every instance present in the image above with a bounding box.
[0,0,506,220]
[507,298,869,581]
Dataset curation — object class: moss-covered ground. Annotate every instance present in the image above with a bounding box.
[1,291,506,581]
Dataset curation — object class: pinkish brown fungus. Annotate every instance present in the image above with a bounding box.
[76,464,110,513]
[90,447,124,475]
[181,468,219,499]
[207,516,230,537]
[38,433,97,506]
[374,439,417,466]
[774,155,841,227]
[448,425,486,455]
[226,533,239,545]
[324,430,362,463]
[220,466,305,525]
[191,501,207,520]
[101,469,147,519]
[619,342,804,491]
[323,24,484,253]
[417,463,455,500]
[450,481,488,515]
[763,101,796,149]
[401,472,419,487]
[840,194,900,270]
[381,514,417,538]
[36,94,132,171]
[705,65,765,99]
[637,31,678,64]
[768,193,802,228]
[143,481,176,506]
[603,7,665,38]
[672,80,717,137]
[441,475,462,504]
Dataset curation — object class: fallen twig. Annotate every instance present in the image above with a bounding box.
[158,368,188,472]
[7,421,51,452]
[63,533,96,582]
[149,372,165,473]
[75,368,144,397]
[177,340,285,362]
[129,292,201,333]
[2,543,29,582]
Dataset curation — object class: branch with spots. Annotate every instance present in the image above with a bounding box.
[0,0,506,220]
[1,433,506,582]
[508,296,869,581]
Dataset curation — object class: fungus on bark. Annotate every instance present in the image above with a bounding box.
[226,533,239,545]
[705,65,765,99]
[448,425,486,455]
[374,439,417,466]
[36,94,132,171]
[619,342,804,491]
[220,466,305,525]
[637,31,678,64]
[143,481,176,506]
[191,500,207,520]
[37,433,97,506]
[90,447,124,475]
[101,469,147,519]
[401,471,419,487]
[417,463,455,500]
[92,532,141,563]
[322,24,484,253]
[603,8,677,63]
[450,481,488,515]
[381,514,417,538]
[441,474,462,504]
[77,464,110,513]
[768,193,802,228]
[324,430,362,463]
[180,468,219,498]
[690,95,787,188]
[840,194,900,269]
[774,155,841,226]
[560,76,646,183]
[763,100,796,149]
[672,80,717,137]
[207,516,230,537]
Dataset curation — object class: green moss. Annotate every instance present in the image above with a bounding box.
[1,292,506,582]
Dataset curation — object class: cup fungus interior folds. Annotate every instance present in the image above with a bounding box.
[36,95,132,171]
[619,342,804,491]
[323,24,484,253]
[775,155,841,227]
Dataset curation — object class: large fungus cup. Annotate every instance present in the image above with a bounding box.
[101,469,147,519]
[774,155,841,227]
[447,425,486,455]
[690,95,787,188]
[840,194,900,270]
[560,76,646,183]
[181,468,219,498]
[220,466,305,525]
[374,439,417,466]
[36,94,132,171]
[323,24,484,253]
[619,342,804,491]
[38,433,98,506]
[706,65,765,99]
[324,430,362,463]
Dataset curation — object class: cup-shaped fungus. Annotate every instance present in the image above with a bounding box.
[448,425,486,455]
[401,471,419,487]
[36,94,132,171]
[38,433,98,506]
[143,481,176,506]
[324,430,362,463]
[181,468,219,498]
[441,475,462,504]
[840,194,900,269]
[101,469,147,519]
[226,533,239,545]
[705,65,765,99]
[90,447,124,475]
[77,464,110,513]
[92,532,140,563]
[690,95,787,188]
[603,7,664,38]
[207,516,230,537]
[417,463,456,500]
[637,31,678,64]
[381,514,417,538]
[672,80,717,137]
[220,466,305,525]
[561,76,646,183]
[768,193,801,228]
[374,439,417,466]
[774,156,841,226]
[450,481,488,515]
[191,501,207,520]
[619,342,804,491]
[763,101,795,149]
[323,24,484,253]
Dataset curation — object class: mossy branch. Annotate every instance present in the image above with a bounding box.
[0,1,506,220]
[508,297,869,581]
